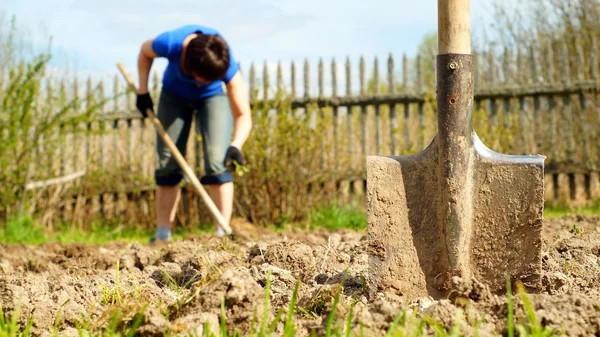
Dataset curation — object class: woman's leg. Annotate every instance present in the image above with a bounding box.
[208,181,234,234]
[196,93,234,234]
[153,89,194,242]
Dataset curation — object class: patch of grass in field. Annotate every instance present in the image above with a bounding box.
[304,200,600,232]
[3,200,598,247]
[253,203,367,233]
[544,200,600,219]
[0,212,211,246]
[305,200,600,231]
[307,202,367,231]
[0,213,48,245]
[51,221,154,245]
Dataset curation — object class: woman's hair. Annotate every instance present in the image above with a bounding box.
[184,34,230,82]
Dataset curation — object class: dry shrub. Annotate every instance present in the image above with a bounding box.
[0,15,109,224]
[234,90,333,227]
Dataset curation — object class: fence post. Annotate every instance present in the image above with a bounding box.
[388,53,397,156]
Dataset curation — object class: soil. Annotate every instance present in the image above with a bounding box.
[0,215,599,336]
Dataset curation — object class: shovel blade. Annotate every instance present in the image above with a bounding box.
[470,132,544,293]
[366,133,545,300]
[366,137,445,299]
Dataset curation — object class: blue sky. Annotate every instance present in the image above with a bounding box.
[2,0,502,95]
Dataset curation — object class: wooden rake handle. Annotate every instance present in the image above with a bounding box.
[116,62,232,235]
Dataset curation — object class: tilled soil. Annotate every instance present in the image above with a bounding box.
[0,215,599,336]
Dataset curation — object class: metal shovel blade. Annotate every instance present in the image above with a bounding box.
[366,54,545,300]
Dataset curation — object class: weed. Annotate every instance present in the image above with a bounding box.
[513,282,563,336]
[100,260,125,306]
[0,304,33,337]
[506,275,565,337]
[570,224,583,235]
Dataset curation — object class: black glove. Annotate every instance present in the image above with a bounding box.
[224,146,245,171]
[135,93,153,118]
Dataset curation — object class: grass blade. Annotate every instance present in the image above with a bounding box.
[325,285,342,337]
[284,280,301,337]
[343,301,356,337]
[506,274,514,337]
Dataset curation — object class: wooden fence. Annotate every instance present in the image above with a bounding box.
[20,36,600,228]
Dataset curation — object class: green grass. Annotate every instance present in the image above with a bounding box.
[0,213,151,245]
[305,201,599,231]
[307,202,367,231]
[0,305,33,337]
[0,213,209,246]
[305,201,600,232]
[0,214,47,245]
[543,201,600,219]
[0,203,367,246]
[1,200,598,246]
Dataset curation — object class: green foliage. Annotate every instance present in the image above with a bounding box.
[0,15,110,223]
[471,104,522,155]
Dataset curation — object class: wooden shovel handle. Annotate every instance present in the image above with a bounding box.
[438,0,470,54]
[116,62,232,235]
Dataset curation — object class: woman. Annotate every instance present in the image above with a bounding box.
[134,24,252,244]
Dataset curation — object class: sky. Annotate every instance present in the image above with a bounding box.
[2,0,502,96]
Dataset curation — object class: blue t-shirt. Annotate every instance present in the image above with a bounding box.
[151,24,239,100]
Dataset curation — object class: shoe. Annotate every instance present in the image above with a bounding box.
[215,228,226,237]
[215,228,235,238]
[149,236,170,247]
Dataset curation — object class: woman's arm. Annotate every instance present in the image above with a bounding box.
[225,70,253,150]
[137,38,158,94]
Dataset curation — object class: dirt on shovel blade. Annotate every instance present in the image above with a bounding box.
[0,215,599,336]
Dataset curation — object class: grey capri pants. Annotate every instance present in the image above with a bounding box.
[154,88,233,186]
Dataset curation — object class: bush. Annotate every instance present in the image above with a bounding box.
[233,89,335,226]
[0,15,108,223]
